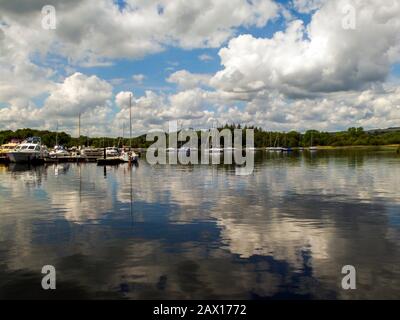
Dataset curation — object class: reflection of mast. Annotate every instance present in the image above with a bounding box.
[129,166,134,227]
[79,164,82,204]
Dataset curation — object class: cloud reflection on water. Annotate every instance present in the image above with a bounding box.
[0,150,400,299]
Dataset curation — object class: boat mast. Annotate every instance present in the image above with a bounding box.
[129,93,132,149]
[78,113,81,138]
[55,121,58,147]
[311,132,313,147]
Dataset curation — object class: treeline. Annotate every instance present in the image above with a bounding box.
[0,128,151,148]
[224,125,400,147]
[1,126,400,149]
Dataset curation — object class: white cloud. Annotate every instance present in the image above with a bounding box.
[211,0,400,97]
[292,0,326,13]
[1,0,400,136]
[43,72,113,117]
[0,0,279,66]
[198,54,214,62]
[167,70,212,90]
[132,74,146,84]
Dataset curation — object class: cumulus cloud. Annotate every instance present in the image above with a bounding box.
[167,70,212,90]
[211,0,400,97]
[43,72,113,117]
[0,0,279,65]
[292,0,326,13]
[1,0,400,136]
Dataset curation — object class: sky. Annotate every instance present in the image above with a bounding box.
[1,0,400,137]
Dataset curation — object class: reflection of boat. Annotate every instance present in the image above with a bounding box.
[7,137,48,163]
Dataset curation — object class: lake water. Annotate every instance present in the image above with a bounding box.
[1,149,400,299]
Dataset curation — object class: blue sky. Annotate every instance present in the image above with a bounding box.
[71,0,304,99]
[1,0,400,135]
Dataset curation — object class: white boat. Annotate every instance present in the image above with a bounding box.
[81,147,103,160]
[106,147,120,157]
[7,137,49,163]
[49,145,70,158]
[120,150,139,163]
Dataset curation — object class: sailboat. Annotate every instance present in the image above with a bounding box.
[274,134,283,152]
[309,132,318,151]
[281,134,292,152]
[119,93,139,163]
[266,132,275,151]
[49,122,70,159]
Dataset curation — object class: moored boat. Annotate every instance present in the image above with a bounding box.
[0,142,19,162]
[7,137,48,163]
[106,147,120,157]
[81,147,104,161]
[49,145,70,159]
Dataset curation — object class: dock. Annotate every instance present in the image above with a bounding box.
[44,156,96,163]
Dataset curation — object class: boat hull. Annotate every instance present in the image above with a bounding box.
[7,152,44,164]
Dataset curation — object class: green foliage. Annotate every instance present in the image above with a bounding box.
[1,126,400,149]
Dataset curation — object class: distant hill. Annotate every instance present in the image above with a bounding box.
[366,127,400,134]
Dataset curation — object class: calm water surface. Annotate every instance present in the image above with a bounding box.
[1,149,400,299]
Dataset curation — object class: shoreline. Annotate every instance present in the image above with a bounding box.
[308,145,399,150]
